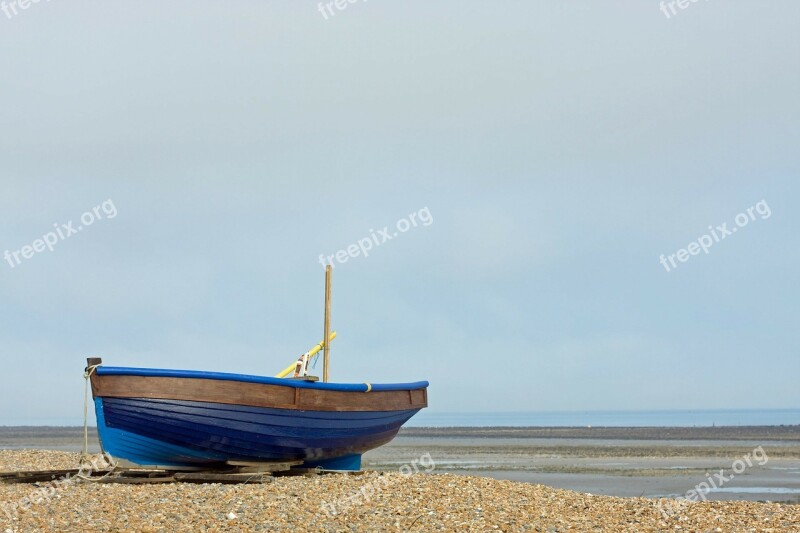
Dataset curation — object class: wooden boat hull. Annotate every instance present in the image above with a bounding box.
[89,366,428,470]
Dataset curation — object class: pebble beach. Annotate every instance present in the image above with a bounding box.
[2,450,799,532]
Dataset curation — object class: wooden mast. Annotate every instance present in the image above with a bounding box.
[323,264,332,382]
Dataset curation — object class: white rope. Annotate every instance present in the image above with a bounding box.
[74,452,118,482]
[81,364,101,463]
[77,364,118,482]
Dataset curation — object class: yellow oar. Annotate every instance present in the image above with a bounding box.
[275,331,337,378]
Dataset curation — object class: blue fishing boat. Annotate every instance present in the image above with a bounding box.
[88,362,428,471]
[87,266,428,471]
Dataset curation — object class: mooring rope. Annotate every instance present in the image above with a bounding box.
[81,364,101,464]
[77,363,118,481]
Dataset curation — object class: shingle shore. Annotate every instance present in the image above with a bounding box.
[2,450,798,532]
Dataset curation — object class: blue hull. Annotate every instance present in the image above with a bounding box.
[95,397,420,469]
[90,364,428,469]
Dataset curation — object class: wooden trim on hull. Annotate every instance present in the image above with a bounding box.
[91,374,428,412]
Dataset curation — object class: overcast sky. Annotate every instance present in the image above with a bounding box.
[1,1,798,424]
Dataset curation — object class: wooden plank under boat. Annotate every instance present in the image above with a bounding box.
[87,359,428,471]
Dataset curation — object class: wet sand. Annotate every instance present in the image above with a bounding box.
[2,450,800,532]
[3,426,799,503]
[364,427,800,503]
[0,427,101,453]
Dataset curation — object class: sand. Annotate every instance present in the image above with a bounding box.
[1,450,799,532]
[365,430,800,502]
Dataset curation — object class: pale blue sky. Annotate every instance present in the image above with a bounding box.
[1,2,798,423]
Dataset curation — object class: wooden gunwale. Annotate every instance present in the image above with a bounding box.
[90,373,427,412]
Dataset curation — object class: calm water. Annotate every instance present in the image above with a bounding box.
[2,409,799,428]
[406,409,800,427]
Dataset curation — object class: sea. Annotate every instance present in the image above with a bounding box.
[405,408,800,427]
[3,408,798,428]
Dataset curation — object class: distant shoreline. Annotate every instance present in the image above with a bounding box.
[399,425,800,440]
[2,425,800,445]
